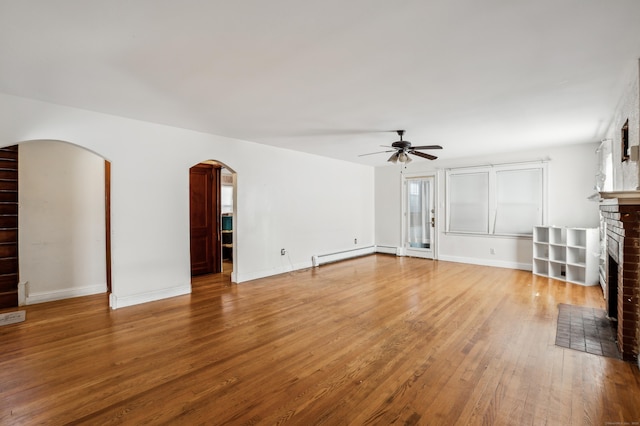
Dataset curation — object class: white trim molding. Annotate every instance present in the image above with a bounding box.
[109,284,191,309]
[17,281,27,306]
[26,283,107,305]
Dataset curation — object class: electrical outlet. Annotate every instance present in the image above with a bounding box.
[490,248,495,255]
[281,248,286,256]
[354,238,357,244]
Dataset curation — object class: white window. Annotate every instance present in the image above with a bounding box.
[448,172,489,233]
[446,162,547,236]
[221,185,233,214]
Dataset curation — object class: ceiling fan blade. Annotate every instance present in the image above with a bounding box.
[358,150,395,157]
[387,152,400,163]
[409,150,438,160]
[410,145,443,150]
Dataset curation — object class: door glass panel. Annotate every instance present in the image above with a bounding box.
[407,178,431,249]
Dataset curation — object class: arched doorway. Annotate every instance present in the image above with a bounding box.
[12,140,110,307]
[189,160,236,281]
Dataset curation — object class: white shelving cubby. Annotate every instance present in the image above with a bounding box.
[532,226,599,286]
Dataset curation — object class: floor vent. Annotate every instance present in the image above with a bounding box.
[0,310,25,326]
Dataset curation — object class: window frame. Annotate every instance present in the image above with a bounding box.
[445,161,548,237]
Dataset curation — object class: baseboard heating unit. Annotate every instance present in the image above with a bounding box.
[375,245,399,255]
[312,246,376,267]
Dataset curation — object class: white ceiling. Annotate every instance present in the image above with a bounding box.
[1,0,639,165]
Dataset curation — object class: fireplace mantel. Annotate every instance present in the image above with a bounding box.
[600,191,640,205]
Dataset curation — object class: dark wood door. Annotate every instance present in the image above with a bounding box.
[189,164,221,276]
[0,145,19,308]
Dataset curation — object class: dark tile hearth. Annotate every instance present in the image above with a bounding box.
[555,304,621,359]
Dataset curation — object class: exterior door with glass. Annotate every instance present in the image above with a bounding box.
[405,176,435,259]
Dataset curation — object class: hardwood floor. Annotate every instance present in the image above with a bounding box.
[1,255,639,425]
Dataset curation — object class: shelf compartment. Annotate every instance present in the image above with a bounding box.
[549,244,566,262]
[549,227,566,245]
[533,259,549,276]
[567,228,587,248]
[566,246,586,266]
[566,264,586,284]
[533,242,549,259]
[533,226,549,243]
[549,261,566,280]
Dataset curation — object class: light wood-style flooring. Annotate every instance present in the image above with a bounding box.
[1,255,639,425]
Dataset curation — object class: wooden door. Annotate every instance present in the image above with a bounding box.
[189,164,221,276]
[0,145,19,308]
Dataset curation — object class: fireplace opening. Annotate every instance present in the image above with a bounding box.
[607,255,618,321]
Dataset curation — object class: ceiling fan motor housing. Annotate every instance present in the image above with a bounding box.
[391,141,411,150]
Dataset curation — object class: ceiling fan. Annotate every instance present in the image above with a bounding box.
[359,130,443,163]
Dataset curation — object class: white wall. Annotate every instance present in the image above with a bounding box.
[375,142,600,270]
[0,92,375,308]
[374,165,402,249]
[603,59,640,191]
[18,140,106,304]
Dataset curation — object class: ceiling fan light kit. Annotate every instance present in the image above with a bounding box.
[359,130,442,164]
[398,152,411,163]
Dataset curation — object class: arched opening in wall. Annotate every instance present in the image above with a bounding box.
[14,140,110,307]
[189,160,236,287]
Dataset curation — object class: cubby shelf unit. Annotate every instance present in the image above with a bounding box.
[532,226,599,286]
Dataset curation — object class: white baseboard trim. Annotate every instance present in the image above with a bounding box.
[109,284,191,309]
[26,283,107,305]
[312,246,376,267]
[375,245,399,255]
[438,255,532,271]
[18,282,27,306]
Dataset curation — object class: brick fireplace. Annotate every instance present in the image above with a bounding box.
[600,192,640,362]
